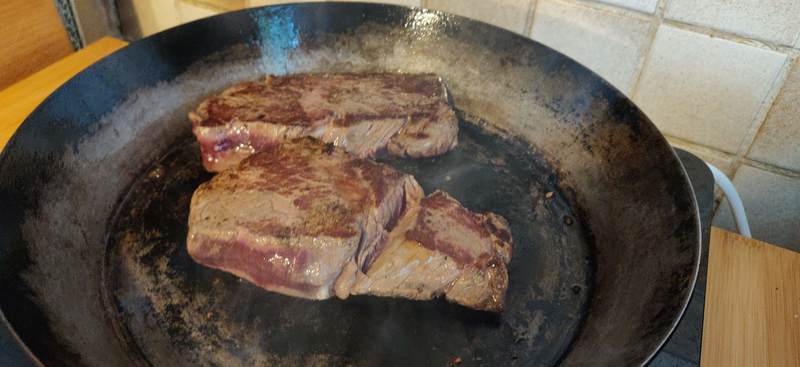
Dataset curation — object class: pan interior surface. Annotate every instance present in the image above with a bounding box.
[105,117,593,366]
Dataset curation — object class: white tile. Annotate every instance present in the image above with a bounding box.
[633,25,787,153]
[426,0,533,34]
[664,0,800,46]
[713,165,800,251]
[529,0,652,94]
[747,60,800,171]
[593,0,658,13]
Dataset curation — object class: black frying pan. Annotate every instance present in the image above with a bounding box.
[0,3,700,366]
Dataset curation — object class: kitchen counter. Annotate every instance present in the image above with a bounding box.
[0,37,797,366]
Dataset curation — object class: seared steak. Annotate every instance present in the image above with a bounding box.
[186,138,422,300]
[187,139,513,311]
[190,73,458,172]
[352,191,513,312]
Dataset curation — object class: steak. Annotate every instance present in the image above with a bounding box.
[187,139,513,311]
[351,191,513,312]
[186,138,422,300]
[190,73,459,172]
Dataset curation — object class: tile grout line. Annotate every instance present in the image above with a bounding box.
[577,0,657,17]
[660,19,800,57]
[524,0,540,38]
[791,27,800,50]
[665,134,729,212]
[579,0,800,56]
[711,154,800,234]
[666,135,732,202]
[727,56,795,181]
[740,158,800,179]
[628,0,668,98]
[537,0,799,182]
[665,134,737,161]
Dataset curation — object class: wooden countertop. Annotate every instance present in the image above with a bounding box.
[701,228,800,366]
[0,37,798,366]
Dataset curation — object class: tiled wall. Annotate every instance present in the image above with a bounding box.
[132,0,800,250]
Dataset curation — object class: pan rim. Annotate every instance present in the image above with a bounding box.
[639,146,703,366]
[0,311,45,367]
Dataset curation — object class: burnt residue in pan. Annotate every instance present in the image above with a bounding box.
[104,115,593,367]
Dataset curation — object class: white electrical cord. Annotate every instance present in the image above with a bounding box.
[705,163,752,238]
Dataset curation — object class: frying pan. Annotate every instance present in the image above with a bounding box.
[0,3,700,366]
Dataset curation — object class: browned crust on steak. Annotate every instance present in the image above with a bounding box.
[187,138,425,300]
[406,191,513,267]
[193,73,448,128]
[405,191,513,311]
[187,139,513,311]
[190,73,459,172]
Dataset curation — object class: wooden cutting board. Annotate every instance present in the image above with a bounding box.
[701,228,800,367]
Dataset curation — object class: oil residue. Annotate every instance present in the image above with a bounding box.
[104,116,593,366]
